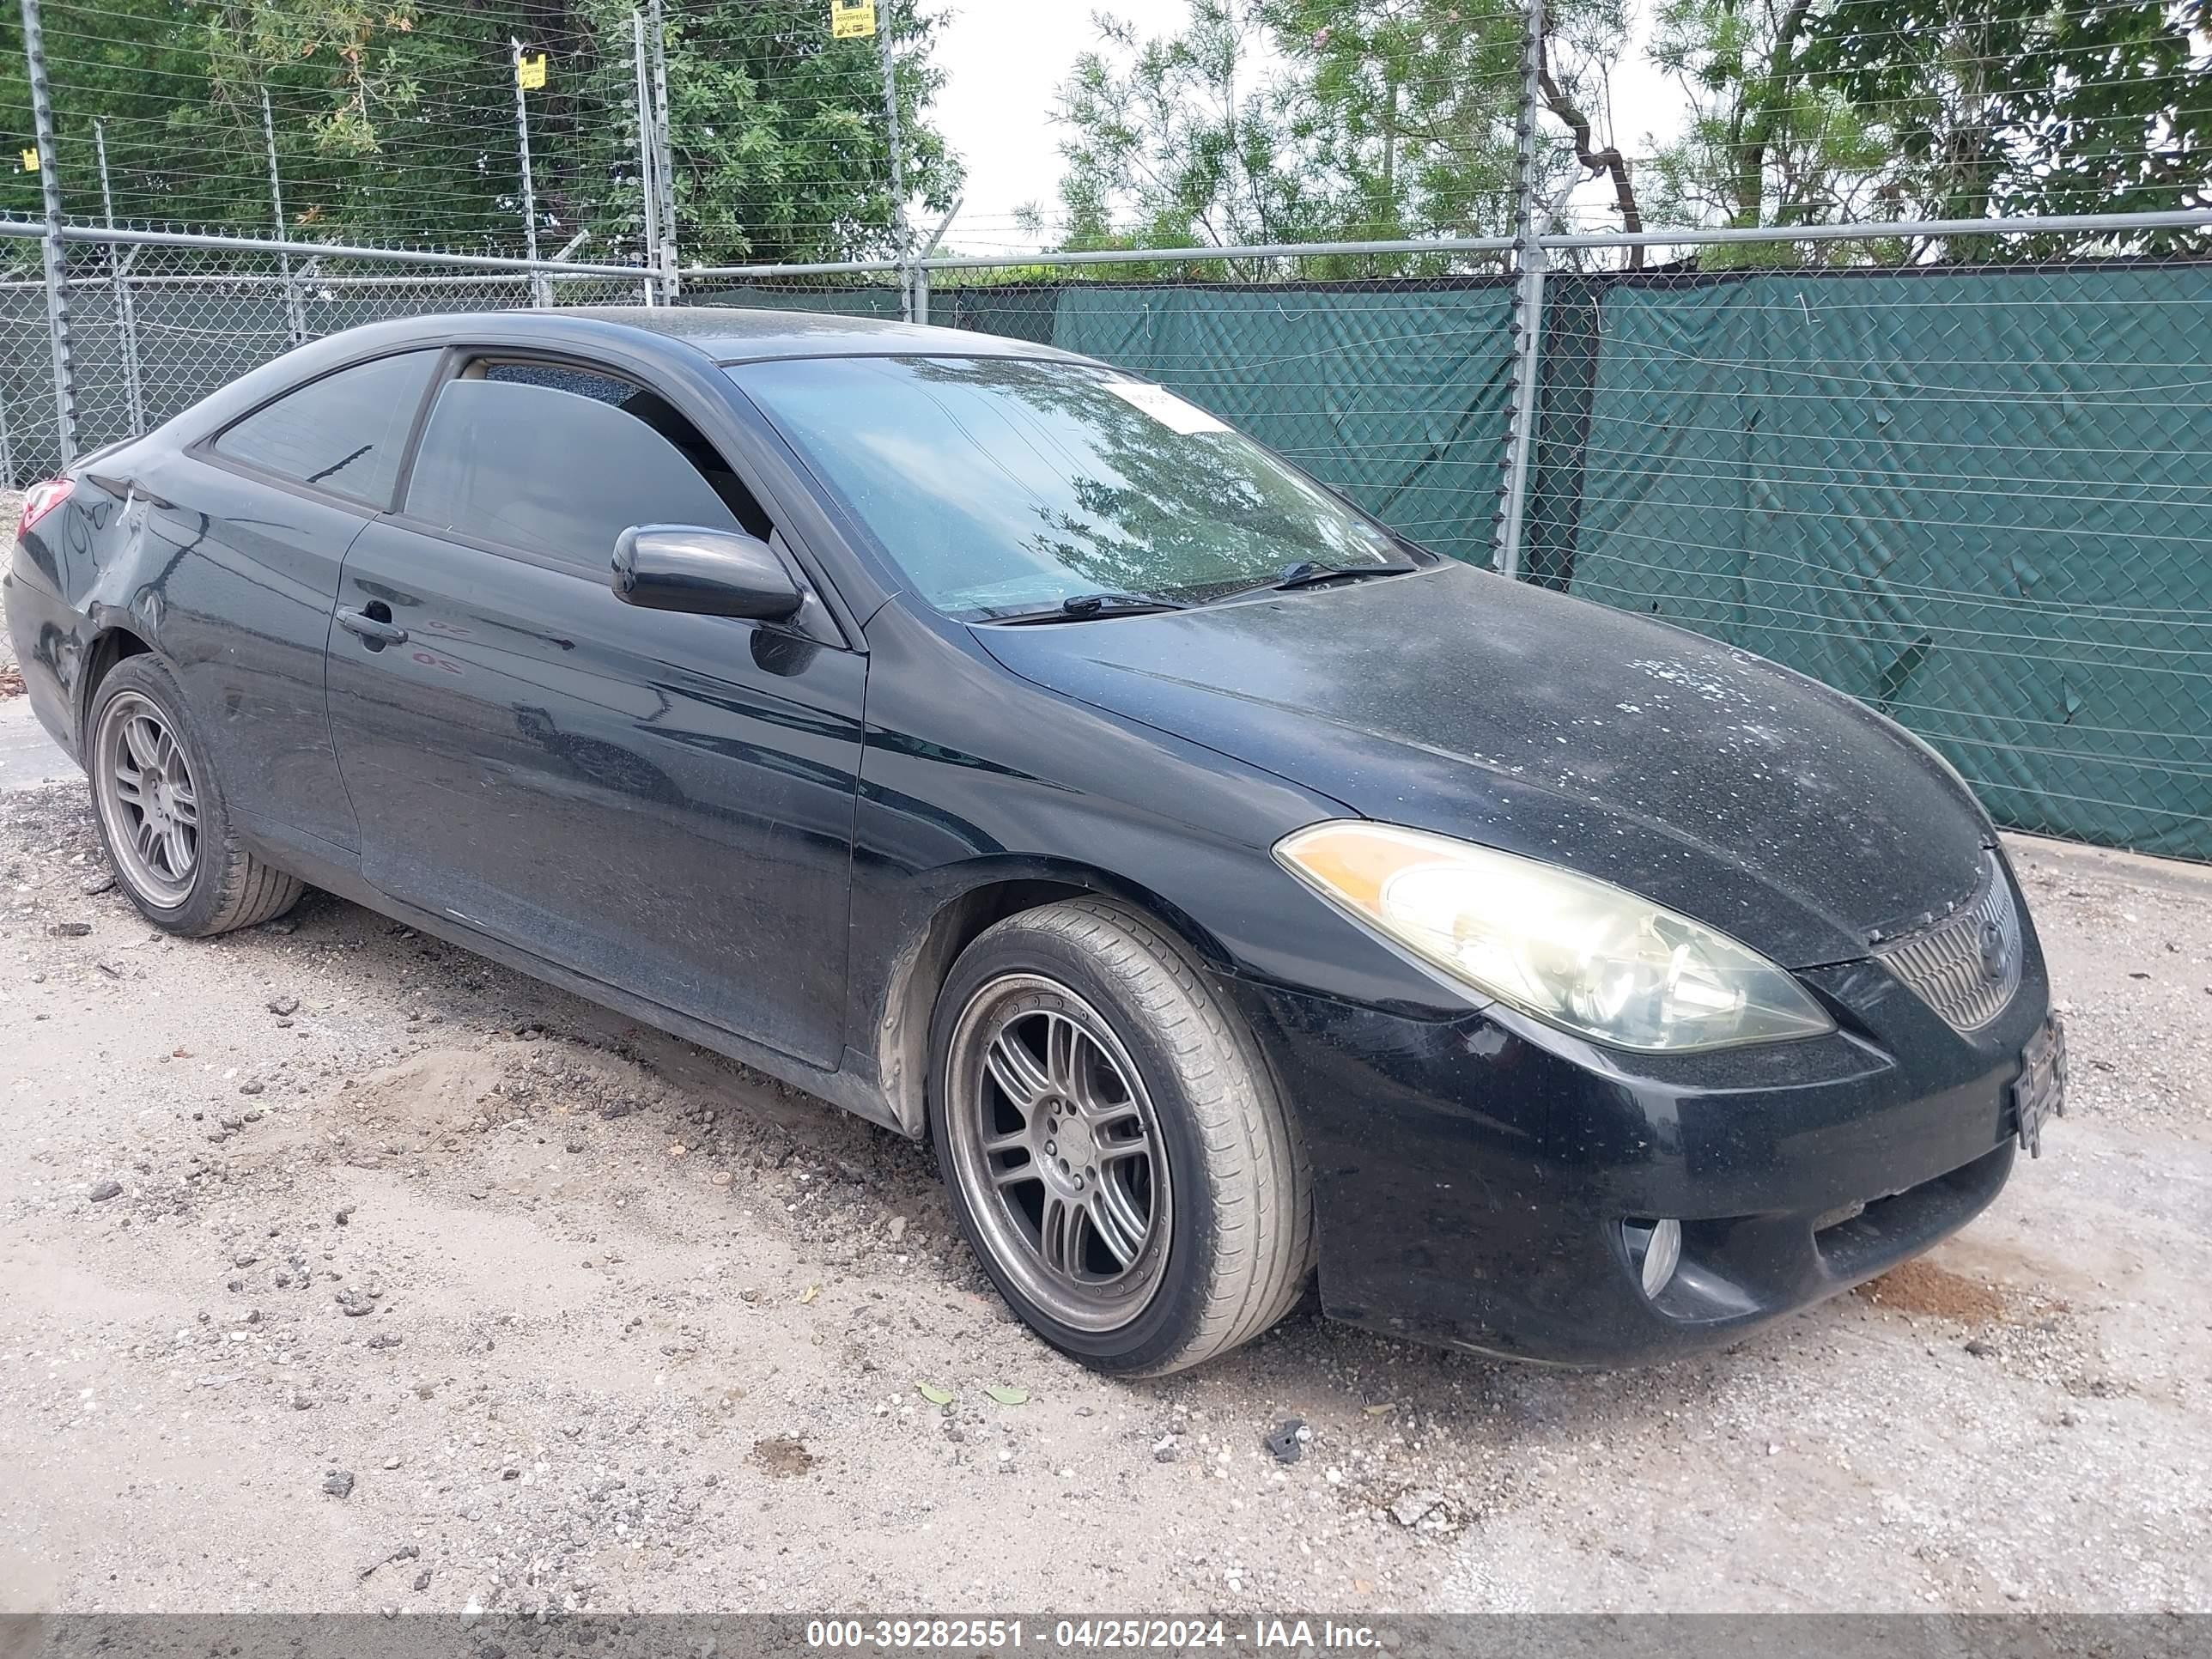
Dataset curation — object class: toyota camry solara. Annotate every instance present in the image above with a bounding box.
[4,308,2066,1375]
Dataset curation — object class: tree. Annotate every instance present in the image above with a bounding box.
[653,0,961,266]
[1049,1,1349,256]
[1265,0,1531,240]
[1644,0,1891,243]
[1047,0,1644,265]
[1644,0,2209,260]
[0,0,960,266]
[1800,0,2211,256]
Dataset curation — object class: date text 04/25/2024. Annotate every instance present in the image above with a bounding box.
[802,1619,1384,1650]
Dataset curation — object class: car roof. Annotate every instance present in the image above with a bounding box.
[559,305,1079,365]
[313,306,1087,368]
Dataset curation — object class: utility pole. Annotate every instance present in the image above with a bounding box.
[631,9,660,305]
[19,0,77,466]
[647,0,678,299]
[878,4,908,316]
[1491,0,1548,580]
[94,120,144,436]
[262,88,304,345]
[511,39,545,306]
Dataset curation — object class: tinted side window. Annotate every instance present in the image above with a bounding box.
[404,374,744,570]
[213,351,437,507]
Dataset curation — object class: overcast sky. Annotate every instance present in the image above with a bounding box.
[929,1,1682,252]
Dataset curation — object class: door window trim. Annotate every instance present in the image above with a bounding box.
[189,346,447,515]
[383,347,855,651]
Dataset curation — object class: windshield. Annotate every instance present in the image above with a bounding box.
[728,356,1409,618]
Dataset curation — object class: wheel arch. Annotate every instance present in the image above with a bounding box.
[869,858,1237,1139]
[76,623,154,743]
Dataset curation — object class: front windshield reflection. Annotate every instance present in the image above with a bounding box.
[730,356,1406,617]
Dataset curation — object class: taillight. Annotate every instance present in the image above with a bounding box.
[17,477,75,538]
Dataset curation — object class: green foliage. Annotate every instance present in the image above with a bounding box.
[1800,0,2211,256]
[1649,0,2209,262]
[653,0,959,265]
[1052,2,1345,252]
[1046,0,1638,268]
[0,0,958,265]
[1646,0,1888,248]
[1268,0,1534,240]
[1054,0,2205,271]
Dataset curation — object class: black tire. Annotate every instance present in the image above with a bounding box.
[84,653,304,937]
[928,898,1315,1376]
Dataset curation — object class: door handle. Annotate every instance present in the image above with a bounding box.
[337,605,408,648]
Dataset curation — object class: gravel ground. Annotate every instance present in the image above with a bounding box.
[0,544,2206,1614]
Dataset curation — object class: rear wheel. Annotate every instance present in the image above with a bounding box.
[930,899,1314,1376]
[86,654,303,936]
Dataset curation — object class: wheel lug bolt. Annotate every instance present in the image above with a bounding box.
[1045,1140,1056,1155]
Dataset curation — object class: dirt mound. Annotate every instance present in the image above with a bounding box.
[1853,1257,2013,1324]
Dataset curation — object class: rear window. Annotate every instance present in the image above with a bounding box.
[213,351,438,508]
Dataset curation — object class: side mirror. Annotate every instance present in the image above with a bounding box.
[612,525,804,622]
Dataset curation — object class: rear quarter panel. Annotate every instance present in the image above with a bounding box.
[7,471,128,762]
[115,451,367,854]
[12,444,365,855]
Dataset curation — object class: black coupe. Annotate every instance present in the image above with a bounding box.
[5,308,2064,1374]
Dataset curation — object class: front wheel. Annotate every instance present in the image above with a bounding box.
[85,653,304,936]
[929,899,1314,1376]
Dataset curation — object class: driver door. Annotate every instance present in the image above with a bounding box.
[322,354,866,1067]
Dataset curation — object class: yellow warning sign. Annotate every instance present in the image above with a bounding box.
[831,0,876,40]
[516,52,547,90]
[20,149,37,173]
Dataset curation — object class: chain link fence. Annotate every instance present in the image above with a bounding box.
[3,222,2209,860]
[657,236,2212,862]
[0,225,656,478]
[1523,248,2212,860]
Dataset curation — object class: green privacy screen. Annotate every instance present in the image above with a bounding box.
[939,262,2210,860]
[1048,282,1517,571]
[1553,262,2212,860]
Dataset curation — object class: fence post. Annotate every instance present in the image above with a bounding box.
[631,10,660,306]
[19,0,76,467]
[510,39,546,306]
[94,120,145,437]
[1491,0,1547,580]
[648,0,678,301]
[910,198,961,328]
[878,5,909,319]
[262,88,305,346]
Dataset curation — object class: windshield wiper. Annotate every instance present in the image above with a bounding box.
[1202,558,1419,607]
[986,592,1189,625]
[1274,558,1418,590]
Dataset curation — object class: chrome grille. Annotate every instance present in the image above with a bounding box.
[1875,852,2022,1032]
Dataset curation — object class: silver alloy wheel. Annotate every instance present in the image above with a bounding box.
[94,690,200,908]
[944,973,1172,1332]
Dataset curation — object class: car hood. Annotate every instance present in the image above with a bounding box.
[975,564,1990,969]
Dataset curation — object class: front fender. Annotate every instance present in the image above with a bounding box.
[843,605,1500,1134]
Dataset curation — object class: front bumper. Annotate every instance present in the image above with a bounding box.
[1230,921,2051,1367]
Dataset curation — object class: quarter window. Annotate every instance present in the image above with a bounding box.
[213,350,438,507]
[403,362,765,571]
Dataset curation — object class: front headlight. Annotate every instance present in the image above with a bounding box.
[1275,821,1835,1054]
